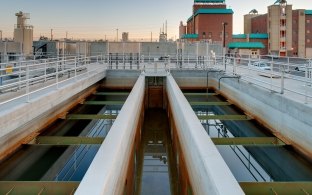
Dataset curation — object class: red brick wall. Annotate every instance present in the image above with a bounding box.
[193,4,226,13]
[195,14,233,44]
[250,38,269,55]
[306,15,312,48]
[292,10,299,56]
[251,14,267,33]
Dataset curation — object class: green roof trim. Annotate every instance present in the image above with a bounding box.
[195,8,234,15]
[232,34,268,39]
[187,8,233,22]
[187,15,193,22]
[228,42,265,49]
[233,34,247,39]
[194,0,225,3]
[305,10,312,15]
[182,34,199,39]
[250,33,268,39]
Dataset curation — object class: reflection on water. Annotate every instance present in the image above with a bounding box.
[0,104,122,181]
[136,109,178,195]
[187,92,312,182]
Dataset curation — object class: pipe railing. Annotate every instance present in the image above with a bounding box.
[1,53,312,104]
[0,55,106,106]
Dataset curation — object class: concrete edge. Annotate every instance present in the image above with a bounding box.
[75,75,145,195]
[166,74,244,195]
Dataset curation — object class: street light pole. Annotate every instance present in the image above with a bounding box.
[116,28,119,42]
[222,22,228,71]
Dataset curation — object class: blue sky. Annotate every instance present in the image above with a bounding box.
[0,0,310,40]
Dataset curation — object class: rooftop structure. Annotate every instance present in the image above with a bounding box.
[180,0,233,44]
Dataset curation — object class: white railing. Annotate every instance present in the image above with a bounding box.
[0,55,106,106]
[1,53,312,105]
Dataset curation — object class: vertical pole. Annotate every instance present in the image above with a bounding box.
[75,56,77,81]
[26,64,29,102]
[281,69,284,94]
[223,22,227,72]
[196,42,199,69]
[270,57,273,91]
[44,59,47,82]
[305,65,308,104]
[138,42,141,70]
[56,61,59,89]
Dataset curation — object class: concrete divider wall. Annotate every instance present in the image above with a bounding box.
[75,75,145,195]
[171,69,312,158]
[210,72,312,157]
[0,69,106,159]
[166,75,244,195]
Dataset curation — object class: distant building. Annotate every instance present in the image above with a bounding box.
[14,11,33,55]
[0,11,33,62]
[180,0,233,44]
[243,0,312,57]
[122,32,129,42]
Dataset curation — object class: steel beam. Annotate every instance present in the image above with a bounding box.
[0,181,79,195]
[190,102,231,106]
[197,115,250,120]
[211,137,286,146]
[94,92,129,96]
[240,182,312,195]
[84,101,124,105]
[28,136,104,145]
[66,114,117,120]
[184,92,217,96]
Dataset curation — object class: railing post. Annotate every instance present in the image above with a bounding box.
[56,61,59,89]
[305,65,309,104]
[18,61,21,89]
[281,69,284,94]
[270,57,273,91]
[87,56,90,77]
[233,56,236,75]
[75,56,77,81]
[44,59,47,82]
[26,64,30,102]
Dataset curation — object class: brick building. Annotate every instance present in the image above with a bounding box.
[243,0,312,58]
[180,0,233,45]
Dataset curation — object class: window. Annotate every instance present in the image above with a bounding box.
[208,32,212,38]
[307,19,310,24]
[308,39,311,43]
[308,30,311,34]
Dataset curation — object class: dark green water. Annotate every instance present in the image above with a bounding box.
[136,109,178,195]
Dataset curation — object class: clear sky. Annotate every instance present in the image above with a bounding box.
[0,0,310,41]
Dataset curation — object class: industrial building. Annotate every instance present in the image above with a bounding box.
[0,11,33,62]
[179,0,233,45]
[241,0,312,57]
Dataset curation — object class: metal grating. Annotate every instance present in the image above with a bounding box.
[190,101,231,106]
[197,115,250,120]
[0,181,79,195]
[183,93,217,96]
[240,182,312,195]
[211,137,286,146]
[94,92,129,96]
[84,101,125,106]
[28,136,104,146]
[66,114,117,120]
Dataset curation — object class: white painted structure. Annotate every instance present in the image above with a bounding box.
[75,75,145,195]
[13,11,33,55]
[166,75,244,195]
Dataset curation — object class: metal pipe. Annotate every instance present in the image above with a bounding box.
[218,75,240,90]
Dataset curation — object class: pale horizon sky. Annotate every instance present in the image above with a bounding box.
[0,0,310,41]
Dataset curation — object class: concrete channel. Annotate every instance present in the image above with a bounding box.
[0,69,312,194]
